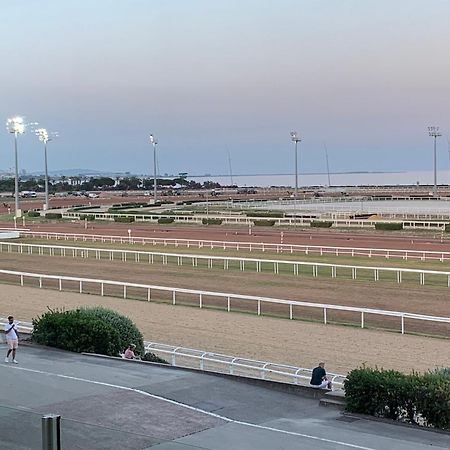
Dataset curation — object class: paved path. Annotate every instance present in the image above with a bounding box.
[0,344,449,450]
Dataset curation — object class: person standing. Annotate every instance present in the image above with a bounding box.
[310,362,332,389]
[4,316,19,364]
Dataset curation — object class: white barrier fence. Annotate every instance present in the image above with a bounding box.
[18,230,450,262]
[1,269,449,336]
[60,211,450,228]
[0,317,347,389]
[3,240,450,288]
[144,342,347,389]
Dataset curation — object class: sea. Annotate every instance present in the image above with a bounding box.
[188,170,450,188]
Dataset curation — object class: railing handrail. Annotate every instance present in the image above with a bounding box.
[1,268,449,324]
[18,230,450,261]
[3,240,450,277]
[0,317,347,388]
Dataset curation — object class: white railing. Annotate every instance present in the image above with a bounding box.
[18,230,450,262]
[1,269,449,336]
[3,240,450,288]
[0,316,347,389]
[59,210,450,228]
[144,342,347,389]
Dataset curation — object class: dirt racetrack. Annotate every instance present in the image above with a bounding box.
[1,284,448,375]
[0,252,449,337]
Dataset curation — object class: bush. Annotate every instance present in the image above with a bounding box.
[374,222,403,231]
[32,307,144,357]
[445,224,450,233]
[27,211,41,218]
[142,352,168,364]
[246,211,284,218]
[310,221,333,228]
[202,218,223,225]
[344,367,450,429]
[45,213,62,219]
[80,214,96,221]
[158,217,175,224]
[113,216,135,223]
[253,219,276,227]
[70,205,102,212]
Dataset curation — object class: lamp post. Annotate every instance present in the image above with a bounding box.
[6,116,26,218]
[149,134,158,203]
[428,126,442,197]
[290,131,302,199]
[35,128,58,211]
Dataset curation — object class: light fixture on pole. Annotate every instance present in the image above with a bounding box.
[428,126,442,197]
[149,134,158,203]
[35,128,58,211]
[290,131,302,199]
[6,116,26,218]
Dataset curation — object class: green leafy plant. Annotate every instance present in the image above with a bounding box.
[158,217,175,224]
[27,211,41,218]
[113,216,135,223]
[344,367,450,429]
[310,221,333,228]
[374,222,403,231]
[202,218,223,225]
[45,213,63,219]
[253,219,276,226]
[32,307,144,356]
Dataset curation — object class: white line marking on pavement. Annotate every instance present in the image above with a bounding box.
[5,365,376,450]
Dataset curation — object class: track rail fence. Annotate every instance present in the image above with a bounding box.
[1,269,449,336]
[0,317,347,389]
[2,240,450,288]
[18,230,450,262]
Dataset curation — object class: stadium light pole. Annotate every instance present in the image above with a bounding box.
[6,116,26,217]
[35,128,58,211]
[290,131,302,199]
[428,126,442,197]
[149,134,158,203]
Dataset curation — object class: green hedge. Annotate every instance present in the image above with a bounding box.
[80,214,96,221]
[32,307,144,357]
[158,217,175,224]
[374,222,403,231]
[253,219,276,227]
[142,352,168,364]
[45,213,62,219]
[445,224,450,232]
[113,216,135,223]
[70,205,102,212]
[27,211,41,218]
[202,218,223,225]
[344,367,450,429]
[246,211,284,218]
[310,220,333,228]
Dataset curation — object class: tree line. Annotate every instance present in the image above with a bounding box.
[0,176,223,193]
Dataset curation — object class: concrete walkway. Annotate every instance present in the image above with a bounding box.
[0,344,449,450]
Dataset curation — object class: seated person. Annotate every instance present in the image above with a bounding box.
[309,362,332,389]
[124,344,137,359]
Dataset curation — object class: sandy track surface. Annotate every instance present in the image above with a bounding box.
[1,284,448,375]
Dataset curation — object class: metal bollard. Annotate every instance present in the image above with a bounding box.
[42,414,61,450]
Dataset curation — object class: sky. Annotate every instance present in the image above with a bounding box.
[1,0,450,177]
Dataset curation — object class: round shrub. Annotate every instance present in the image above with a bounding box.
[142,352,168,364]
[32,307,144,356]
[202,218,223,225]
[310,221,332,228]
[158,217,175,224]
[27,211,41,218]
[45,212,62,219]
[253,219,276,227]
[113,216,135,223]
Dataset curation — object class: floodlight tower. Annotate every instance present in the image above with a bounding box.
[6,116,26,217]
[35,128,58,210]
[149,134,158,203]
[290,131,302,199]
[428,126,442,197]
